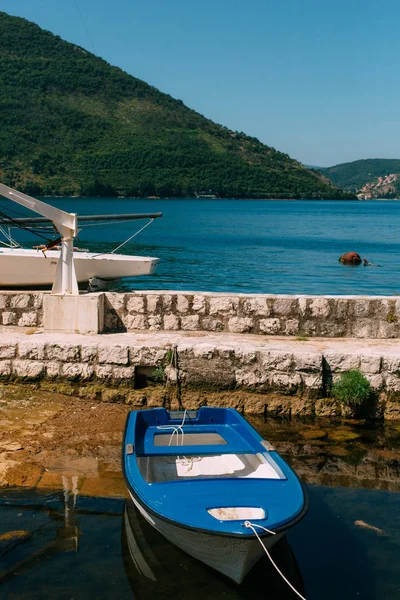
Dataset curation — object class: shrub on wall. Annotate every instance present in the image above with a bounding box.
[332,369,372,414]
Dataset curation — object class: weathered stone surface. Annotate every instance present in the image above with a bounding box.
[18,312,37,327]
[126,296,145,313]
[46,344,80,362]
[10,295,30,309]
[181,315,200,331]
[192,295,207,313]
[18,342,45,360]
[0,360,11,376]
[269,372,302,391]
[46,361,61,378]
[293,352,322,372]
[146,295,160,313]
[177,295,190,314]
[365,374,383,389]
[81,345,98,362]
[129,347,167,366]
[95,365,114,379]
[209,296,239,315]
[98,345,129,365]
[272,298,294,316]
[61,363,94,380]
[163,314,180,330]
[200,317,223,331]
[242,297,269,316]
[12,360,44,379]
[112,366,135,380]
[235,369,267,387]
[384,375,400,392]
[310,298,330,318]
[192,344,215,359]
[126,314,146,330]
[259,318,281,334]
[162,295,173,311]
[360,355,382,374]
[324,352,360,372]
[148,315,162,330]
[2,312,16,326]
[228,317,253,333]
[0,344,16,359]
[0,295,7,309]
[301,373,323,390]
[285,319,300,335]
[261,351,293,371]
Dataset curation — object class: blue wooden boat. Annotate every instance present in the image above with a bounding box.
[122,407,308,584]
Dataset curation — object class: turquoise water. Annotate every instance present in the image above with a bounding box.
[6,198,400,295]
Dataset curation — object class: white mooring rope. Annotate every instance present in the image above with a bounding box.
[244,521,306,600]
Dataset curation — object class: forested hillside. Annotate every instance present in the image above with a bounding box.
[0,12,354,199]
[319,159,400,191]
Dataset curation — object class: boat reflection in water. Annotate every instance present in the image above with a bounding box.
[122,498,305,599]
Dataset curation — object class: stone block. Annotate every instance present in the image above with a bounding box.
[259,318,281,334]
[352,319,376,338]
[310,298,330,318]
[235,369,267,387]
[80,344,98,362]
[298,297,308,316]
[129,346,167,366]
[242,297,270,316]
[261,351,293,371]
[323,352,360,372]
[269,372,302,391]
[105,292,126,312]
[2,312,16,325]
[293,352,322,372]
[200,318,224,331]
[209,296,239,315]
[112,366,135,380]
[18,312,37,327]
[162,295,173,311]
[177,295,190,314]
[360,355,382,374]
[126,314,146,330]
[0,360,11,376]
[366,374,383,389]
[33,294,43,309]
[18,342,45,360]
[192,295,207,313]
[163,314,180,330]
[181,315,200,331]
[301,373,323,390]
[272,298,294,316]
[377,321,398,339]
[13,360,44,379]
[215,345,235,359]
[285,319,300,335]
[46,362,61,378]
[228,317,254,333]
[384,374,400,392]
[0,295,7,309]
[148,315,162,330]
[61,363,94,380]
[126,296,145,313]
[0,343,16,359]
[46,343,80,362]
[146,295,160,313]
[382,356,400,373]
[95,364,114,379]
[234,348,258,364]
[98,344,129,365]
[10,294,30,309]
[192,344,215,359]
[353,300,371,318]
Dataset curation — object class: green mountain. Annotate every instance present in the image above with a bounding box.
[0,12,354,199]
[319,159,400,192]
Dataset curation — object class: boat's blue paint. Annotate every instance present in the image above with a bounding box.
[123,407,307,537]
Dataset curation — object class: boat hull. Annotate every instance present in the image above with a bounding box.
[0,248,158,287]
[128,490,283,584]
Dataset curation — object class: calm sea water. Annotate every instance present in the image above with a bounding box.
[0,418,399,599]
[7,198,400,295]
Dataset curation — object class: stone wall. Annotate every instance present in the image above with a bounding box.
[0,292,43,328]
[1,336,399,418]
[104,291,400,338]
[1,290,400,339]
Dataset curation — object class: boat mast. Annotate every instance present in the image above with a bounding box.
[0,183,78,295]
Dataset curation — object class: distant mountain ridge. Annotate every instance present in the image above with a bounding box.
[0,12,354,199]
[319,159,400,198]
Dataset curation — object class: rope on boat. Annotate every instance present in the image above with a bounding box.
[244,521,306,600]
[156,408,187,446]
[92,218,155,257]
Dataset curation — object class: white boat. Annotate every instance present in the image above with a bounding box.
[0,183,161,291]
[0,247,159,288]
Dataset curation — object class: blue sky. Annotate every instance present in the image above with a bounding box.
[2,0,399,166]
